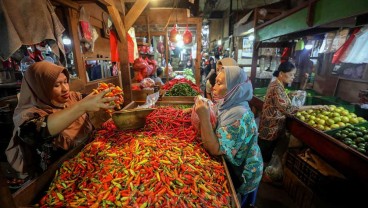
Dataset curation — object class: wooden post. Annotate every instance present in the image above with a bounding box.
[66,8,87,83]
[195,20,202,86]
[165,28,169,79]
[250,8,259,87]
[107,5,132,105]
[0,168,16,208]
[147,15,151,46]
[250,41,259,86]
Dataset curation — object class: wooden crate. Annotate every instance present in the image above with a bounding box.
[123,100,194,109]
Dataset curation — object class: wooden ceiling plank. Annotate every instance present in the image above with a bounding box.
[97,0,114,6]
[53,0,79,9]
[125,0,150,31]
[107,5,126,39]
[98,0,125,14]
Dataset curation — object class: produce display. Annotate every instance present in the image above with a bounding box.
[165,83,200,97]
[93,82,124,114]
[330,124,368,156]
[38,107,231,207]
[162,78,201,96]
[296,105,367,131]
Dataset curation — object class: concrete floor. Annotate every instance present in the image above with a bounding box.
[256,181,297,208]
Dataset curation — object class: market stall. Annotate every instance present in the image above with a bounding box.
[246,1,368,205]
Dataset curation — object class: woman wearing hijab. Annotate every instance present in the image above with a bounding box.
[205,58,238,101]
[195,66,263,207]
[6,61,116,175]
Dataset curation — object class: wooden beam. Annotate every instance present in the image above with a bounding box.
[306,0,316,27]
[107,5,126,40]
[97,0,125,14]
[66,8,87,83]
[53,0,79,10]
[195,20,202,86]
[97,0,114,6]
[125,0,150,31]
[136,31,166,37]
[165,28,169,79]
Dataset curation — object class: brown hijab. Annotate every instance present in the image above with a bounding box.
[6,61,93,172]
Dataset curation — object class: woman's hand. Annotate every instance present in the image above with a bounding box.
[314,105,330,111]
[195,99,210,121]
[79,88,117,112]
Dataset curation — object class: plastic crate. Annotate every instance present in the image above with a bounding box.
[355,104,368,120]
[285,151,326,190]
[283,167,315,208]
[285,150,347,192]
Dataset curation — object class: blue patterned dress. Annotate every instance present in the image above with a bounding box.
[216,111,264,194]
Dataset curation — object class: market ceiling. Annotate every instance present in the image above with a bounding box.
[122,0,286,18]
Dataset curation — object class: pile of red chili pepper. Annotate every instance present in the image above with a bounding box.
[161,78,201,93]
[102,107,197,141]
[144,107,197,142]
[93,82,124,114]
[38,131,231,207]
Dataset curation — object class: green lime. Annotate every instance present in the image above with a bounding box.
[350,144,358,149]
[356,137,365,143]
[357,148,366,154]
[348,133,357,138]
[356,131,364,137]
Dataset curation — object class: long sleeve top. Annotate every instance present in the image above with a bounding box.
[258,79,298,141]
[217,111,263,194]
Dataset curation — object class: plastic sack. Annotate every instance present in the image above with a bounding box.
[290,90,307,107]
[137,92,160,109]
[140,78,155,89]
[332,28,360,64]
[264,155,283,182]
[191,95,217,134]
[79,7,92,42]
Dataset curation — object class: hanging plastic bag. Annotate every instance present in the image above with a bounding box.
[263,155,283,182]
[79,7,92,43]
[191,95,217,135]
[290,90,307,107]
[332,28,360,64]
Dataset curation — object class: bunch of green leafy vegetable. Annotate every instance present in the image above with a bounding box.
[165,83,200,96]
[183,68,195,83]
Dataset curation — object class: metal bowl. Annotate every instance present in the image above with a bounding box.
[112,108,154,130]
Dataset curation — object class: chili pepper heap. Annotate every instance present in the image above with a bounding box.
[93,82,124,114]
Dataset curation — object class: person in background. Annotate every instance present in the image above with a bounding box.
[204,57,215,78]
[258,61,328,179]
[195,65,263,207]
[6,61,116,176]
[154,67,164,86]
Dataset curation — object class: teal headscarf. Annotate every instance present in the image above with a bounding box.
[217,66,253,127]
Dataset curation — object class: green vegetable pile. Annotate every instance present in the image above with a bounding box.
[183,68,195,83]
[165,83,200,96]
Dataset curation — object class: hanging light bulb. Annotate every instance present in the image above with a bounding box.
[176,33,183,42]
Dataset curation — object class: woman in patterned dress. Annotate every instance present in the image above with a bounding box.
[258,61,327,164]
[195,65,263,207]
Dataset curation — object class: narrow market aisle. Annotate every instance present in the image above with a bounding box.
[256,181,297,208]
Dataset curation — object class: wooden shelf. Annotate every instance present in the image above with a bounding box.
[137,42,149,46]
[83,57,111,61]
